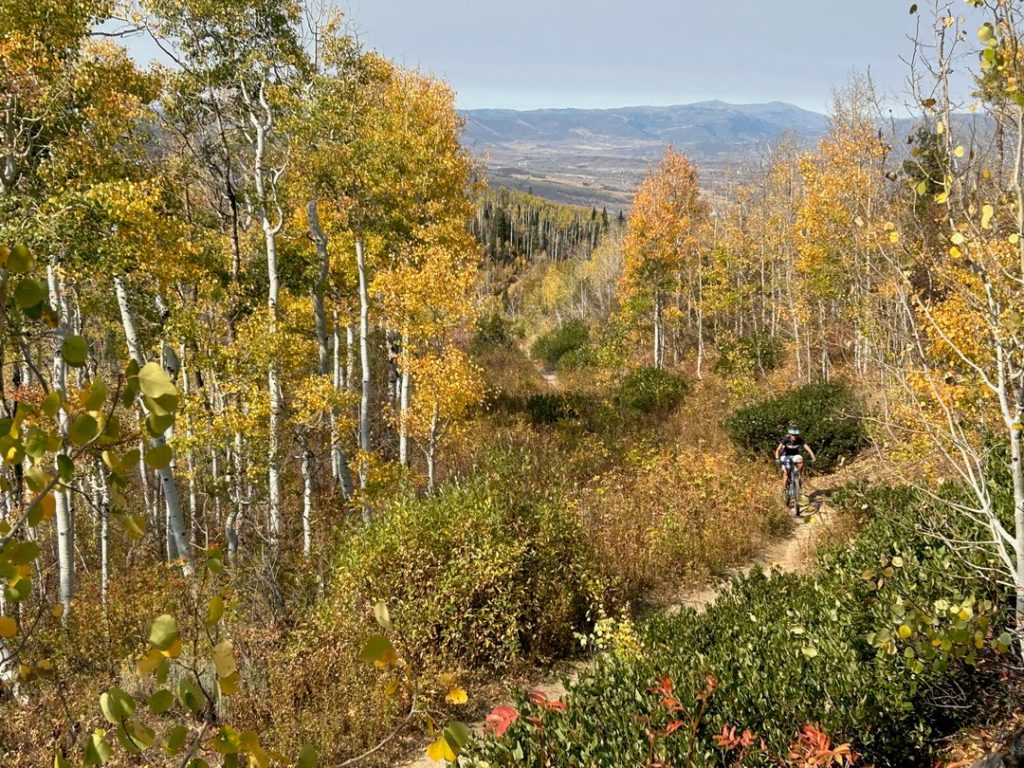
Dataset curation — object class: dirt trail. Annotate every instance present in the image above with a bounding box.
[398,490,844,767]
[398,358,872,766]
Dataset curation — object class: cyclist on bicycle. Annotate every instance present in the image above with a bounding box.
[775,426,817,495]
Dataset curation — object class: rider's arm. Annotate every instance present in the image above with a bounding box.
[805,444,817,461]
[774,443,783,460]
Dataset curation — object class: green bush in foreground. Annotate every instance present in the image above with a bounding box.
[532,319,590,369]
[464,484,1009,767]
[724,380,868,471]
[525,392,589,425]
[324,473,601,670]
[617,366,689,414]
[271,467,607,763]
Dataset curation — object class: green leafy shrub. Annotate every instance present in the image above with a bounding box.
[617,367,689,414]
[472,309,514,351]
[714,333,784,376]
[525,392,587,425]
[272,469,605,763]
[557,343,598,372]
[532,319,589,369]
[321,474,600,669]
[724,380,868,471]
[464,485,1009,768]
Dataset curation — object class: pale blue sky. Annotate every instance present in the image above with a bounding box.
[113,1,974,113]
[341,0,926,111]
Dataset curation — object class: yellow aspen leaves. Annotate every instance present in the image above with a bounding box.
[445,687,468,705]
[206,595,225,627]
[427,735,458,763]
[213,639,238,679]
[36,493,56,523]
[0,615,16,638]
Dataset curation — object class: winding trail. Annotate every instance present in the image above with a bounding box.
[397,491,842,767]
[397,357,875,766]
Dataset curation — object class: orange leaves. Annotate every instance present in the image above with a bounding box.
[485,705,519,739]
[787,724,858,766]
[621,148,709,300]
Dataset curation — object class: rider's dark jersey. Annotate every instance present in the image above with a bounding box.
[778,437,806,457]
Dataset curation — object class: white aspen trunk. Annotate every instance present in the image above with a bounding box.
[210,449,222,532]
[263,205,283,546]
[114,276,194,575]
[97,465,110,607]
[330,313,353,494]
[1011,416,1024,651]
[226,432,244,562]
[180,349,199,546]
[301,443,313,557]
[426,405,439,493]
[346,324,356,394]
[331,314,342,484]
[356,238,372,524]
[46,266,73,617]
[653,288,663,370]
[246,78,283,547]
[696,268,705,380]
[398,328,410,467]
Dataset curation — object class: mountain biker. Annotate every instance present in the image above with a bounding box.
[775,426,816,496]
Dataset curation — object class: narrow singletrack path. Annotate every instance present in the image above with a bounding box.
[398,489,845,767]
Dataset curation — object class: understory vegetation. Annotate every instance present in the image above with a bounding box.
[465,484,1014,767]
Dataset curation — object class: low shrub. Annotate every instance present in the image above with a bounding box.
[525,392,587,425]
[272,470,605,763]
[617,367,689,414]
[581,448,784,602]
[531,319,589,369]
[464,485,1010,768]
[557,343,598,372]
[724,380,868,471]
[472,309,515,350]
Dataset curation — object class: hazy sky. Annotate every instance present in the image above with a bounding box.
[340,0,924,112]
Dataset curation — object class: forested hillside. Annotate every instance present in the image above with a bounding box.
[2,2,1024,768]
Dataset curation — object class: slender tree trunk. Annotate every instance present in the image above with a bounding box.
[246,81,283,547]
[696,268,705,380]
[398,328,410,467]
[97,464,109,607]
[226,432,244,563]
[653,288,664,370]
[264,234,282,545]
[47,266,73,617]
[114,276,194,575]
[301,442,313,557]
[307,201,353,499]
[356,237,372,523]
[180,349,199,547]
[426,405,439,492]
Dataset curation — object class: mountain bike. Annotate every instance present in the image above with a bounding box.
[780,456,805,516]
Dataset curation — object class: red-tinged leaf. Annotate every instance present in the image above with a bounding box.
[526,689,548,707]
[525,715,543,731]
[665,720,685,736]
[547,699,566,713]
[484,705,518,739]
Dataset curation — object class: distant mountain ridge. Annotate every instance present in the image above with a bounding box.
[460,100,831,210]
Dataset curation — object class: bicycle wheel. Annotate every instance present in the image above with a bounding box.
[792,472,802,516]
